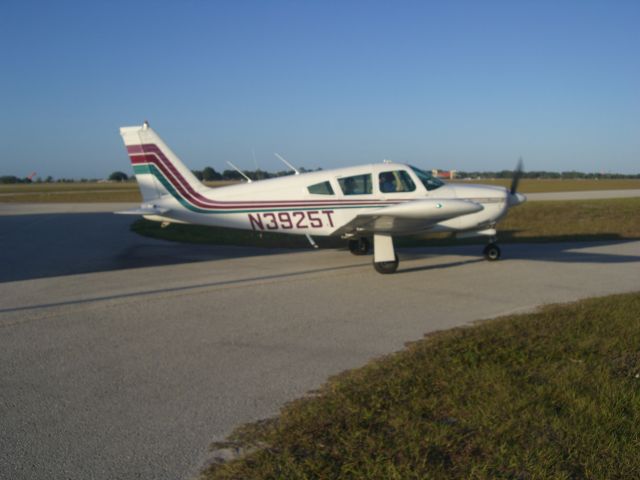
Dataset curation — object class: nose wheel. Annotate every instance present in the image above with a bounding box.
[483,243,501,261]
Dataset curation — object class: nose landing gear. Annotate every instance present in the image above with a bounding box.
[483,242,501,261]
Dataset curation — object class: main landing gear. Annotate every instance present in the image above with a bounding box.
[348,237,371,256]
[347,235,400,273]
[373,234,399,274]
[483,242,501,261]
[373,255,399,274]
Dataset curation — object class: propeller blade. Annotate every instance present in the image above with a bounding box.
[510,157,524,195]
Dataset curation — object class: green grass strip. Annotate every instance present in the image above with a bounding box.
[203,292,640,479]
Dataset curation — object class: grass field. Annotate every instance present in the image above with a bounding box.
[202,292,640,479]
[1,178,639,203]
[458,178,640,193]
[132,197,640,248]
[0,180,234,203]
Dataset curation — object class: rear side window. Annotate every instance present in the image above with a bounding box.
[307,181,334,195]
[338,174,372,195]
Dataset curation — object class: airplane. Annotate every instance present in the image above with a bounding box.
[117,122,526,274]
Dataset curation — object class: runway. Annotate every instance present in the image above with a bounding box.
[1,201,639,480]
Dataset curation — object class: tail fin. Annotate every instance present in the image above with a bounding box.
[120,122,204,203]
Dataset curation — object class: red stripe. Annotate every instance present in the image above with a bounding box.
[127,144,407,210]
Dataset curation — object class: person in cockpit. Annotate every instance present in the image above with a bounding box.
[379,172,397,193]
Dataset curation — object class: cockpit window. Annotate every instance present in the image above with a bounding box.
[378,170,416,193]
[410,166,445,191]
[307,181,334,195]
[338,174,372,195]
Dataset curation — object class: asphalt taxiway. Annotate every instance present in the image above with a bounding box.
[0,200,639,480]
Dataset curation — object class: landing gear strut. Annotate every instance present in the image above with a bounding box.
[348,237,371,256]
[372,234,399,274]
[483,242,501,261]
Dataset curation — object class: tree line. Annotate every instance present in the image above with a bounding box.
[190,166,319,182]
[456,170,640,180]
[2,168,639,184]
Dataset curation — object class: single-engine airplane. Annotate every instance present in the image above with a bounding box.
[118,122,526,274]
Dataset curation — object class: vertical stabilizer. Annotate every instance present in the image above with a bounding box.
[120,122,203,203]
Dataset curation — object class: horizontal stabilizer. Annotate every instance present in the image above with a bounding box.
[114,205,170,216]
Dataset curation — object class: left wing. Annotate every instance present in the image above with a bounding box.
[334,198,483,236]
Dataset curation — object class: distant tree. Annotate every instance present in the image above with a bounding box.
[202,166,222,181]
[45,175,54,183]
[243,169,271,180]
[109,171,129,182]
[0,175,20,184]
[192,169,204,181]
[222,169,245,180]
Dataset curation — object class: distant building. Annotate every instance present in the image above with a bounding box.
[432,169,457,180]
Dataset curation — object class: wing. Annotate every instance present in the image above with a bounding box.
[334,199,483,236]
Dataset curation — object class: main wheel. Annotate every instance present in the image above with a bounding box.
[483,243,501,261]
[348,237,371,256]
[373,255,399,274]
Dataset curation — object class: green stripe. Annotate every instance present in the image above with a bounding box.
[133,163,380,215]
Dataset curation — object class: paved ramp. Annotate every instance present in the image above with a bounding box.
[0,203,639,480]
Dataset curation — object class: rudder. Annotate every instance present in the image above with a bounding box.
[120,122,204,203]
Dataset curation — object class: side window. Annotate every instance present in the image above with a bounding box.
[307,181,334,195]
[338,174,372,195]
[378,170,416,193]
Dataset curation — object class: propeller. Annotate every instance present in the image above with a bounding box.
[508,158,526,206]
[510,157,524,195]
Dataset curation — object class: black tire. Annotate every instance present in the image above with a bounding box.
[483,243,501,261]
[373,255,399,274]
[348,237,371,256]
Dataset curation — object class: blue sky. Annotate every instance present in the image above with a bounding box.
[1,0,639,178]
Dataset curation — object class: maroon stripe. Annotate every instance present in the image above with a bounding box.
[132,152,214,209]
[130,144,379,207]
[127,144,408,210]
[139,145,209,205]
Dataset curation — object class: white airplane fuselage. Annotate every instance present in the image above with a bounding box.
[119,123,526,273]
[139,166,511,237]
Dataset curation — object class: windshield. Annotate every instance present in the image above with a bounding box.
[410,166,445,191]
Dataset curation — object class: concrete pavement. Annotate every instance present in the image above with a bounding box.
[0,201,638,480]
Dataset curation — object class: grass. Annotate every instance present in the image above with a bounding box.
[1,179,638,203]
[458,178,640,193]
[0,180,234,203]
[0,182,142,202]
[496,197,640,243]
[132,197,640,248]
[202,292,640,479]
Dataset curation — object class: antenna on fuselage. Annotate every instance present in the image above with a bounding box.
[274,153,300,175]
[226,161,252,183]
[251,148,258,170]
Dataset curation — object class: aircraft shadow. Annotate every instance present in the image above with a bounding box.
[397,240,640,274]
[2,211,638,283]
[0,212,294,283]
